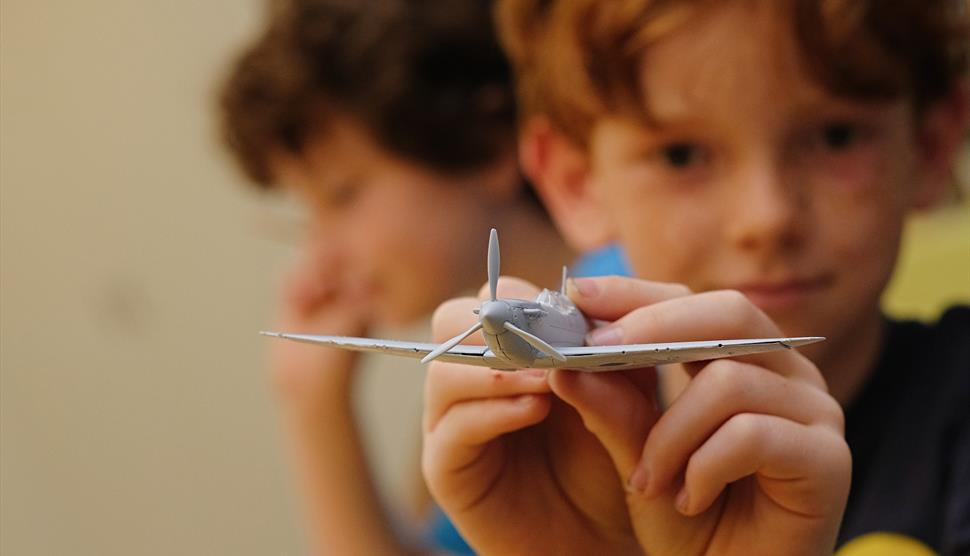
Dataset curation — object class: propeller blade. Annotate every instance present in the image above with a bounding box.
[421,322,483,364]
[488,228,499,302]
[503,322,567,363]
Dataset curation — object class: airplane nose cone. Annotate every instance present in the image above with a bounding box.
[479,301,510,335]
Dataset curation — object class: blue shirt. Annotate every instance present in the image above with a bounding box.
[569,242,632,278]
[424,243,631,555]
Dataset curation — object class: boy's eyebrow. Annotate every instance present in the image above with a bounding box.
[642,86,899,132]
[784,97,905,125]
[631,106,719,134]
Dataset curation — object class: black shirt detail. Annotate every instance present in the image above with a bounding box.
[838,306,970,555]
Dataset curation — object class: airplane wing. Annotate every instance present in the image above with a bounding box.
[261,332,821,372]
[540,337,824,371]
[259,332,519,370]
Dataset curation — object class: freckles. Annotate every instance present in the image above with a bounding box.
[621,211,705,282]
[664,226,708,276]
[830,142,915,207]
[664,196,719,245]
[833,165,909,219]
[603,167,718,280]
[821,197,904,269]
[659,219,691,254]
[820,157,878,202]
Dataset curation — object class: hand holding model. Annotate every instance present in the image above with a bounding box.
[557,276,851,555]
[422,277,642,555]
[423,275,851,555]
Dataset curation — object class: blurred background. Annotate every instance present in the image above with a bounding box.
[1,1,967,555]
[1,1,428,554]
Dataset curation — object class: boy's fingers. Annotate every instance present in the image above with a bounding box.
[589,289,824,389]
[477,276,541,301]
[424,362,552,432]
[567,276,692,321]
[677,414,851,518]
[280,243,349,313]
[635,359,844,498]
[281,271,334,316]
[430,394,553,454]
[423,394,553,490]
[548,368,661,484]
[431,297,484,342]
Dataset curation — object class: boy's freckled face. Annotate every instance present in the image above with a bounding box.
[273,118,492,326]
[585,2,924,342]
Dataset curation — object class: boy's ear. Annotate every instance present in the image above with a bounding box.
[911,80,970,209]
[520,116,614,251]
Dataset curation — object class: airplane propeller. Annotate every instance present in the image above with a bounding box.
[487,227,499,302]
[503,322,566,362]
[421,228,567,365]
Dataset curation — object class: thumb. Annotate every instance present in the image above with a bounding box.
[548,368,660,486]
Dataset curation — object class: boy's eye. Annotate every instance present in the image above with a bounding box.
[322,179,362,207]
[659,143,707,169]
[819,123,858,150]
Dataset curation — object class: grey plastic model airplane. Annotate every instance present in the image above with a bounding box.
[261,229,823,371]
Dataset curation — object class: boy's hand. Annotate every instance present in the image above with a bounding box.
[271,244,373,411]
[422,278,646,555]
[554,276,851,555]
[270,243,408,555]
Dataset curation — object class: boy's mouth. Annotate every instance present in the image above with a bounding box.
[733,275,833,312]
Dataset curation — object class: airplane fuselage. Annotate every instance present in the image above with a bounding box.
[479,289,589,367]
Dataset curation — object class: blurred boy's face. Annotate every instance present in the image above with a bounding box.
[272,117,506,326]
[557,3,946,347]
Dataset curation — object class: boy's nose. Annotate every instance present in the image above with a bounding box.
[725,160,806,251]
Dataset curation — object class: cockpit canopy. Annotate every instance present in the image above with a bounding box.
[535,289,579,314]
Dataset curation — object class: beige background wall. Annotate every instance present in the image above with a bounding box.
[1,1,967,555]
[1,1,425,554]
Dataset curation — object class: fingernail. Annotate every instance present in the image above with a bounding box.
[675,488,690,514]
[571,278,599,297]
[587,325,623,346]
[626,466,650,494]
[520,368,548,379]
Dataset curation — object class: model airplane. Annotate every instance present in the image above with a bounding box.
[261,229,823,371]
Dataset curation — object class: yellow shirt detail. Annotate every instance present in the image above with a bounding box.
[837,533,937,556]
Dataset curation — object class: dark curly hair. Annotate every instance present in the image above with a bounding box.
[219,0,519,186]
